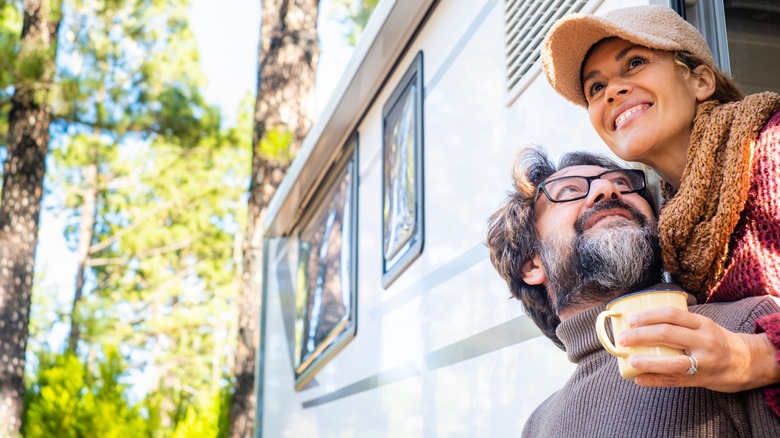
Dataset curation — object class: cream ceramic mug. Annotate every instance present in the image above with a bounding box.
[595,289,689,380]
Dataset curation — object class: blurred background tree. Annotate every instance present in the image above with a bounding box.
[0,0,248,435]
[228,1,378,435]
[40,0,250,433]
[228,0,320,434]
[0,0,378,435]
[0,0,62,433]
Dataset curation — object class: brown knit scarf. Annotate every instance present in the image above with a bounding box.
[659,92,780,300]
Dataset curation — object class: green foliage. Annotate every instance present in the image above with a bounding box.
[155,85,221,147]
[22,348,149,438]
[22,347,234,436]
[49,131,249,431]
[45,80,251,430]
[171,386,231,438]
[8,0,61,111]
[0,0,22,146]
[17,44,53,84]
[329,0,379,46]
[27,0,252,433]
[216,384,231,438]
[259,125,293,162]
[51,0,207,136]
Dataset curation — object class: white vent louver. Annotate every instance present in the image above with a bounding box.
[504,0,599,105]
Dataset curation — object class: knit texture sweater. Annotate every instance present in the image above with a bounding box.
[710,110,780,302]
[658,96,780,416]
[658,93,780,298]
[716,110,780,417]
[522,296,780,438]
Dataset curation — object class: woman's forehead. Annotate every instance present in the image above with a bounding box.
[588,37,638,56]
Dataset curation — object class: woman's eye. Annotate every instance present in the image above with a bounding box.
[588,83,604,97]
[627,56,646,69]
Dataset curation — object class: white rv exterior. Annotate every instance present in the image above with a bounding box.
[257,0,780,436]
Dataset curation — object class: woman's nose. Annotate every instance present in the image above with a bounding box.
[606,81,630,104]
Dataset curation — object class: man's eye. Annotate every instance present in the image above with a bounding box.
[555,184,585,198]
[610,177,632,190]
[612,179,631,189]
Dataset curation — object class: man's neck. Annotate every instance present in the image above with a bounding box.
[557,300,604,321]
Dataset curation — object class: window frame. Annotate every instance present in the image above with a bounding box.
[680,0,732,74]
[381,51,425,289]
[292,136,359,391]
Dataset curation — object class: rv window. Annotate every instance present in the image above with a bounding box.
[685,1,780,95]
[293,141,358,391]
[381,52,424,288]
[724,2,780,94]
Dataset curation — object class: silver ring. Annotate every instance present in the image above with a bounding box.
[686,353,699,376]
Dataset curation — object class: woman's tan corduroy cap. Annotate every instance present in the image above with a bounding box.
[541,5,716,108]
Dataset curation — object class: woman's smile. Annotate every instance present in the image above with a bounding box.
[614,103,651,130]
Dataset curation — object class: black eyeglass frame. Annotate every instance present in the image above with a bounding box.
[534,168,648,204]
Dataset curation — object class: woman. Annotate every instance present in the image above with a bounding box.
[541,5,780,413]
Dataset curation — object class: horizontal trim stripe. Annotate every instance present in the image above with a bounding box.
[425,316,542,371]
[301,361,420,408]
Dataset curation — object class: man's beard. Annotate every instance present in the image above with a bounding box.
[538,199,663,316]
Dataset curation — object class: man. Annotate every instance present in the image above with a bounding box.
[486,146,780,437]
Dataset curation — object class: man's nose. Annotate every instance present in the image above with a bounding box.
[585,178,622,207]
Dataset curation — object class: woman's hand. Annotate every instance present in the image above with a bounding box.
[618,306,780,392]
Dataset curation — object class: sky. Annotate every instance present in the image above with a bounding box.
[189,0,355,124]
[189,0,260,124]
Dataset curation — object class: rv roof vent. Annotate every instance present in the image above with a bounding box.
[504,0,596,105]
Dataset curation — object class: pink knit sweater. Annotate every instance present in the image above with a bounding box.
[711,111,780,301]
[710,110,780,415]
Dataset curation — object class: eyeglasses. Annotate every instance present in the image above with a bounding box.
[534,169,647,204]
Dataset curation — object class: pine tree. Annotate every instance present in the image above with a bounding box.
[229,0,320,436]
[0,1,61,433]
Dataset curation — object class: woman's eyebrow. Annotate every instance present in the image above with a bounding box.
[615,45,640,62]
[581,45,642,85]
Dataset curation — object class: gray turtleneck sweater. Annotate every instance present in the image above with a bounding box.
[522,295,780,438]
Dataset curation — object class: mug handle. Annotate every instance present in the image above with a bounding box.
[595,310,628,358]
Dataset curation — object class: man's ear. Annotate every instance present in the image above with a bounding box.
[521,254,546,285]
[691,64,717,102]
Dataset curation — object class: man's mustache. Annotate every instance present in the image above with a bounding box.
[574,199,648,234]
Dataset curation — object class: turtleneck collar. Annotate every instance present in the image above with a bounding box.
[555,304,607,364]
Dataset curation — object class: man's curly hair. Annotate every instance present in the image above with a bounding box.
[486,146,654,349]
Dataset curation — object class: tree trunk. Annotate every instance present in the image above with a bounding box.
[228,0,319,436]
[0,0,60,434]
[68,161,98,352]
